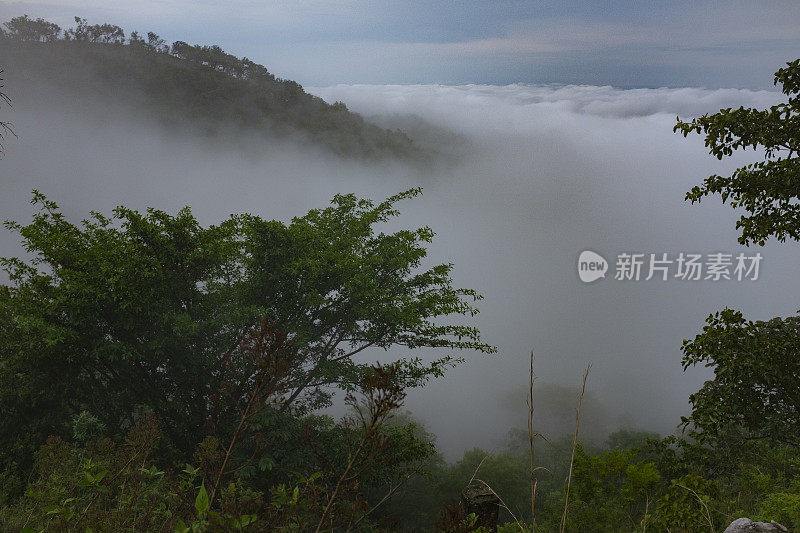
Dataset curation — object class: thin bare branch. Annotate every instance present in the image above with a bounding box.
[560,363,591,533]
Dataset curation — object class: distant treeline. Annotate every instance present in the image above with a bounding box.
[0,15,429,160]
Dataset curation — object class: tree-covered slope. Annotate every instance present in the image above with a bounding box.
[0,16,428,160]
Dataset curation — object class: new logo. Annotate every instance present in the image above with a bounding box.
[578,250,608,283]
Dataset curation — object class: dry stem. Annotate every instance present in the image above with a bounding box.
[527,349,536,532]
[560,363,591,533]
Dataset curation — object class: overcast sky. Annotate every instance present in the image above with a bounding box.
[1,0,798,87]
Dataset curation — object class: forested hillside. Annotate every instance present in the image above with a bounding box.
[0,15,427,160]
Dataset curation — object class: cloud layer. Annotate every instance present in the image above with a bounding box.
[310,83,783,123]
[307,83,799,454]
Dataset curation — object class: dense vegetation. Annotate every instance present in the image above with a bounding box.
[0,188,494,530]
[1,13,800,529]
[0,15,428,161]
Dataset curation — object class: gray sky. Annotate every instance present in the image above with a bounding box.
[1,0,799,87]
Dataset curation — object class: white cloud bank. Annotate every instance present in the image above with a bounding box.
[307,83,798,453]
[309,83,782,124]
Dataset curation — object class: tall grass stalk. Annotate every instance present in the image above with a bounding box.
[527,350,536,532]
[560,363,591,533]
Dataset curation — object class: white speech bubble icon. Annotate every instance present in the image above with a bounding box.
[578,251,608,283]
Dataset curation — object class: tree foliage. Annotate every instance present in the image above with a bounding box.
[681,309,800,447]
[2,14,61,42]
[0,365,435,531]
[0,189,492,499]
[559,447,661,532]
[65,17,125,43]
[675,59,800,246]
[676,59,800,454]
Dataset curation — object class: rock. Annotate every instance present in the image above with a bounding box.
[723,518,788,533]
[460,482,500,532]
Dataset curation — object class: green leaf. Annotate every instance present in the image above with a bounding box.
[195,482,210,514]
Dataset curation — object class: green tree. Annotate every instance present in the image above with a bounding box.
[605,428,660,451]
[1,14,61,42]
[0,189,493,499]
[675,59,800,246]
[61,17,124,43]
[676,59,800,450]
[681,309,800,446]
[559,447,661,532]
[0,367,431,531]
[651,474,720,532]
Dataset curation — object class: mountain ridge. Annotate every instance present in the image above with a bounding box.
[1,15,431,161]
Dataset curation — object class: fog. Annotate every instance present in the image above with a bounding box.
[1,74,797,458]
